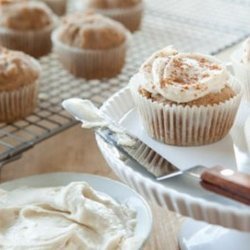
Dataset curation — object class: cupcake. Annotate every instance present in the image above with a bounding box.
[129,46,242,146]
[81,0,144,32]
[0,47,41,123]
[231,37,250,102]
[39,0,67,16]
[0,1,57,58]
[52,12,130,79]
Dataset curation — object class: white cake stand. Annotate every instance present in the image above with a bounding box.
[96,88,250,250]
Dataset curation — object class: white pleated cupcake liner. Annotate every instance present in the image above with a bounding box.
[97,87,250,232]
[43,0,67,16]
[0,22,55,58]
[0,81,39,123]
[130,78,242,146]
[52,28,131,79]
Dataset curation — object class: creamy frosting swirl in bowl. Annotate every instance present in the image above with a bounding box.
[139,46,230,103]
[0,182,137,250]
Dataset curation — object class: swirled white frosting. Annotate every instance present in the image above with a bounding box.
[138,46,229,103]
[241,38,250,64]
[0,182,137,250]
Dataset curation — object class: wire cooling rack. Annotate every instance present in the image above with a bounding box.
[1,0,250,165]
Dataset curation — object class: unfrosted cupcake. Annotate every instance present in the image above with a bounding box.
[0,1,57,58]
[231,37,250,102]
[81,0,144,32]
[52,12,130,79]
[0,47,41,123]
[129,46,242,146]
[39,0,67,16]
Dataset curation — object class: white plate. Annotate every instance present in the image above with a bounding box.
[97,87,250,232]
[0,172,152,250]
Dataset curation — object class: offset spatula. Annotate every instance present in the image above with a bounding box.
[62,98,250,205]
[98,127,250,205]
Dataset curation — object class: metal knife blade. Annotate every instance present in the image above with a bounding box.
[97,127,250,205]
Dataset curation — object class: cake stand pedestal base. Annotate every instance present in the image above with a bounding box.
[178,219,250,250]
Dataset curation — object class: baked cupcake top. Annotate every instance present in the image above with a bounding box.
[0,1,54,31]
[0,47,40,91]
[136,46,232,104]
[59,12,127,50]
[86,0,142,9]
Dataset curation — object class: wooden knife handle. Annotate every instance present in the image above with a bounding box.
[201,166,250,205]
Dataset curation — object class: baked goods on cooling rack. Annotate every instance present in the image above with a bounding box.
[0,47,41,123]
[52,12,130,79]
[0,1,57,57]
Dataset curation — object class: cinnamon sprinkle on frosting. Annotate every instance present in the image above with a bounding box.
[136,46,230,103]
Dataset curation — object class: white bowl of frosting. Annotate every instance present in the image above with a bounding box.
[0,173,152,250]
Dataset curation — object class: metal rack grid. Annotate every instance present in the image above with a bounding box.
[1,0,250,165]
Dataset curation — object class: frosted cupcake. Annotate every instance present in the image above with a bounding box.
[81,0,144,32]
[231,37,250,102]
[0,1,57,58]
[129,46,242,146]
[52,12,130,79]
[0,47,41,123]
[39,0,67,16]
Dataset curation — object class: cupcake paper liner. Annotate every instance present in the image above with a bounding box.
[52,28,130,79]
[0,81,39,123]
[0,22,55,58]
[130,75,242,146]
